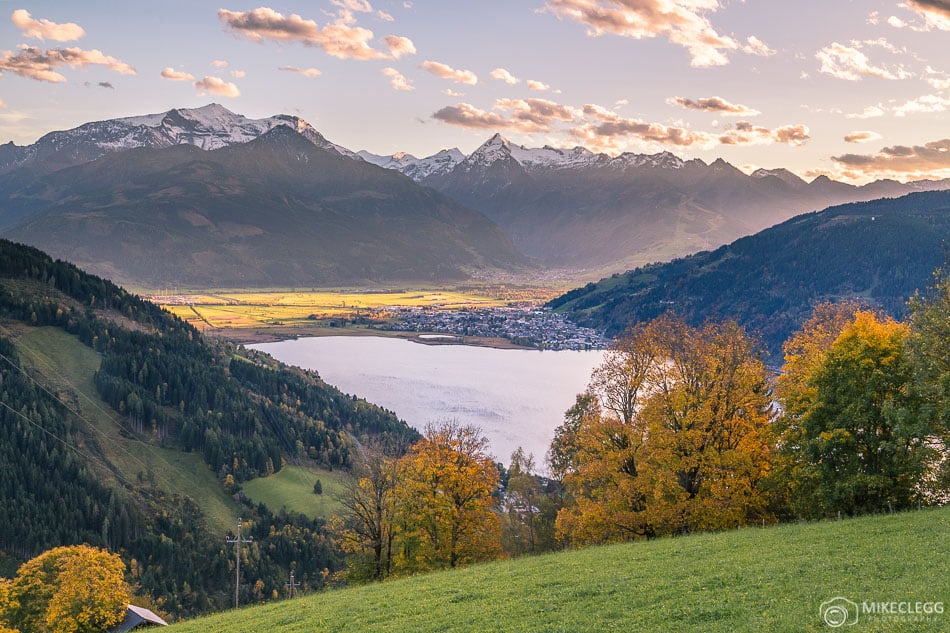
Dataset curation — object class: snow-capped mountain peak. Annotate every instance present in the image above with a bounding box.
[2,103,356,174]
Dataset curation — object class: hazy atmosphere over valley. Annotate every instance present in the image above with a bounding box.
[1,2,949,632]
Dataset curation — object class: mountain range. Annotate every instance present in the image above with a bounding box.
[548,190,950,357]
[2,103,949,288]
[362,135,950,273]
[0,105,525,288]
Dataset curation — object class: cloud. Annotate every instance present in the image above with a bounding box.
[443,88,463,97]
[194,75,240,98]
[432,103,514,130]
[384,35,416,58]
[718,121,810,146]
[212,59,229,68]
[831,138,950,180]
[570,103,716,150]
[815,42,912,81]
[490,68,520,84]
[11,9,85,42]
[230,69,246,78]
[0,45,135,82]
[906,0,950,30]
[846,105,886,119]
[544,0,740,67]
[894,93,950,117]
[0,98,6,108]
[668,96,760,116]
[218,7,399,60]
[844,131,883,143]
[97,81,114,89]
[742,35,775,57]
[161,67,195,81]
[527,79,550,91]
[432,98,578,133]
[419,60,477,84]
[279,65,322,77]
[382,66,414,91]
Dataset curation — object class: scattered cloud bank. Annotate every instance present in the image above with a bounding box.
[420,60,477,84]
[11,9,85,42]
[832,138,950,180]
[668,96,760,116]
[0,45,135,82]
[432,96,808,153]
[816,42,912,81]
[544,0,769,67]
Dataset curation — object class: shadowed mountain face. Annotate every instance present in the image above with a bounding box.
[1,127,528,288]
[375,134,950,275]
[549,190,950,357]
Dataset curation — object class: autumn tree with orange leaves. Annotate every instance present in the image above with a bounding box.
[555,315,775,545]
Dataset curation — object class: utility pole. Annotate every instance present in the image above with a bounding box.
[285,570,301,599]
[226,518,253,609]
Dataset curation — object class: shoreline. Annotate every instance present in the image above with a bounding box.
[203,325,535,350]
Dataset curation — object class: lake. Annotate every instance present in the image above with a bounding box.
[250,336,605,467]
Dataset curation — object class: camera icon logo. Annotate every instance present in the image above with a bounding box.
[820,597,859,628]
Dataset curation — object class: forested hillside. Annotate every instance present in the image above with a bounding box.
[0,238,418,616]
[550,190,950,356]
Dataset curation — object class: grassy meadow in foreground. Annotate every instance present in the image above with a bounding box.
[169,507,950,633]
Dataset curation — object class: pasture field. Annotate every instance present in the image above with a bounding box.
[168,507,950,632]
[241,464,348,520]
[152,285,562,335]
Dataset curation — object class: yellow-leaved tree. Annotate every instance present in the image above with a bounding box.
[2,545,130,633]
[555,315,775,544]
[393,422,501,574]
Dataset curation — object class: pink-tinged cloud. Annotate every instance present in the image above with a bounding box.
[279,65,322,77]
[382,67,414,91]
[668,96,760,116]
[832,138,950,181]
[815,42,911,81]
[490,68,519,84]
[212,59,229,68]
[719,121,810,146]
[11,9,85,42]
[161,67,195,81]
[742,35,775,56]
[906,0,950,29]
[894,94,950,117]
[545,0,739,67]
[844,131,883,143]
[230,69,246,78]
[846,105,886,119]
[527,79,550,91]
[218,7,399,61]
[0,45,135,82]
[420,60,477,84]
[433,98,577,133]
[194,75,240,98]
[384,35,416,58]
[432,103,513,130]
[571,104,715,150]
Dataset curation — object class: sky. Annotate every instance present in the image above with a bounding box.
[1,0,950,183]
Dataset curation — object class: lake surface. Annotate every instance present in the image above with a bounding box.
[250,336,605,466]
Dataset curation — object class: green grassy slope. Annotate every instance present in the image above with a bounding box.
[241,464,347,520]
[169,507,950,633]
[12,326,242,533]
